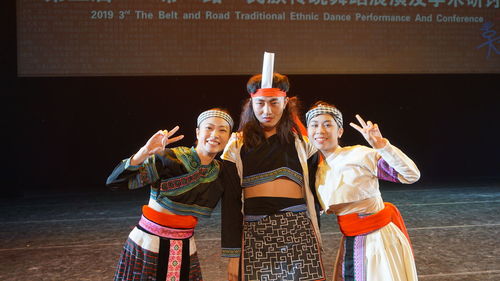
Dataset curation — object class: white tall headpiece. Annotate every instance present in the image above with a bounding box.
[261,52,274,89]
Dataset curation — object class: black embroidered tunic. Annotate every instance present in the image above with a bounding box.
[106,146,243,257]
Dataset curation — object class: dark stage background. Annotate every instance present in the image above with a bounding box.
[2,2,499,196]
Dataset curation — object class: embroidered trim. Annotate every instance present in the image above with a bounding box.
[166,240,183,281]
[342,234,367,281]
[377,158,400,183]
[242,167,304,188]
[172,147,200,171]
[353,235,367,281]
[150,190,213,218]
[158,147,220,196]
[129,156,159,190]
[222,248,242,258]
[124,158,140,171]
[138,216,194,239]
[159,166,218,196]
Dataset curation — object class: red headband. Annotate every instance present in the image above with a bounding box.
[250,88,287,98]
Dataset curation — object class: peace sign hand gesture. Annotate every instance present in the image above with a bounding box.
[349,115,388,149]
[131,126,184,165]
[144,126,184,155]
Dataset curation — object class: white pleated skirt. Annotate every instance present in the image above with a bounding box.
[333,222,417,281]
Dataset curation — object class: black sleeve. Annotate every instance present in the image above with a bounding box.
[220,160,243,258]
[105,149,183,190]
[307,151,322,228]
[105,158,140,190]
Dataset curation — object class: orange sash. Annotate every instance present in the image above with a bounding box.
[142,205,198,229]
[337,202,412,247]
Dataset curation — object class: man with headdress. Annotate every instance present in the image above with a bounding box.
[221,53,326,281]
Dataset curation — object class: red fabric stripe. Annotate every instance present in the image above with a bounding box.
[250,88,287,97]
[337,202,412,249]
[142,205,198,228]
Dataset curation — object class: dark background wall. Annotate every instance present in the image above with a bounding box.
[2,2,499,195]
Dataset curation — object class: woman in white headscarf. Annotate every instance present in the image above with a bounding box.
[306,101,420,281]
[107,109,240,281]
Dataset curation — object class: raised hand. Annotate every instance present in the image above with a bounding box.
[131,126,184,165]
[144,126,184,155]
[349,115,387,149]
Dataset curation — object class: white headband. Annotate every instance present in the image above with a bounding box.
[197,110,234,130]
[306,105,343,128]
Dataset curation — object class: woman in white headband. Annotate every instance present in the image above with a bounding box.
[107,108,236,281]
[306,101,420,281]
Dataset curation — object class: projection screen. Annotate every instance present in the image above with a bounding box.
[17,0,500,76]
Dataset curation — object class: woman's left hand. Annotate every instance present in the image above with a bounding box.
[349,114,388,149]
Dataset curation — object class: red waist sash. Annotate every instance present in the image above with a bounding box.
[142,205,198,229]
[337,202,412,247]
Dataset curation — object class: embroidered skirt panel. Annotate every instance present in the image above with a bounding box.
[114,211,202,281]
[242,209,325,281]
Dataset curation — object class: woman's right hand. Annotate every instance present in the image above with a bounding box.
[130,126,184,165]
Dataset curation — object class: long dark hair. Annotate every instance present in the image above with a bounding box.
[239,73,303,148]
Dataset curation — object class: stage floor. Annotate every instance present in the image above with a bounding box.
[1,182,499,280]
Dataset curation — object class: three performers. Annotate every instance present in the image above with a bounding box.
[107,53,420,281]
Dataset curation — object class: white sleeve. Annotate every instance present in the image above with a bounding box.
[302,136,318,159]
[376,141,421,184]
[221,133,239,163]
